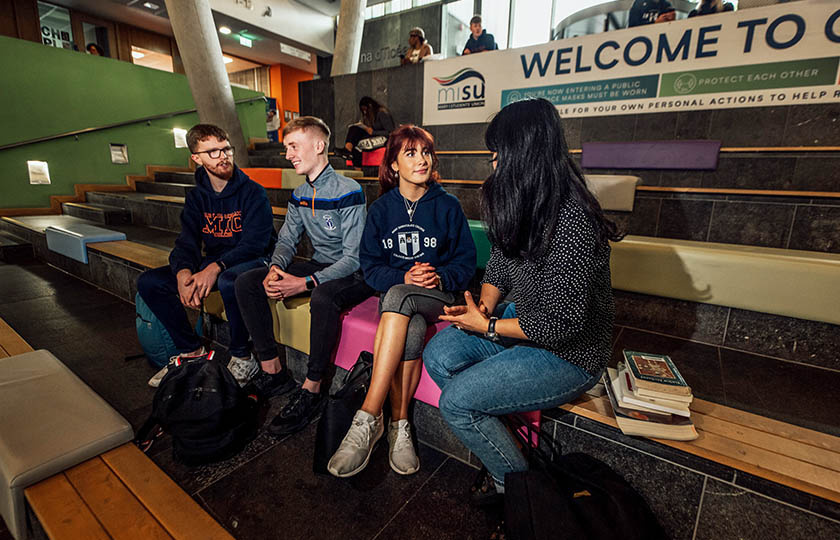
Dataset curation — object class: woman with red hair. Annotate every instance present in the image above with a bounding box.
[328,125,476,478]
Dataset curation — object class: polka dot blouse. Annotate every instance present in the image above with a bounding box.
[482,198,614,375]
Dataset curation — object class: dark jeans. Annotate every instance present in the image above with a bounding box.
[235,261,374,382]
[345,125,369,166]
[137,258,269,357]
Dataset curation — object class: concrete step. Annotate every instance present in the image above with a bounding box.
[0,230,33,262]
[135,181,194,198]
[62,202,132,226]
[153,171,195,184]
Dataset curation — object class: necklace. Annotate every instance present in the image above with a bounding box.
[403,196,419,222]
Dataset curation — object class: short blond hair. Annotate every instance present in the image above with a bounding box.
[282,116,331,145]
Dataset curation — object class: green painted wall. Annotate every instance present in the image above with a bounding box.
[0,36,265,208]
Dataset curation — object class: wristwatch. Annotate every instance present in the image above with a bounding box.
[305,275,316,290]
[485,317,499,341]
[215,260,227,271]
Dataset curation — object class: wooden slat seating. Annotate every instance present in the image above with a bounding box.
[0,317,34,359]
[563,395,840,503]
[25,444,233,540]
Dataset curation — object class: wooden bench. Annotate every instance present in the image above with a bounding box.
[25,444,233,540]
[563,394,840,503]
[143,195,287,217]
[0,317,33,358]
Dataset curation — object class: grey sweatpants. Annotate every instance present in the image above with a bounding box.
[378,284,456,361]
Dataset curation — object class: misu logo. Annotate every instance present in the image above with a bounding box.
[434,68,485,110]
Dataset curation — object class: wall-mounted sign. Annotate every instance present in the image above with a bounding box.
[280,43,312,62]
[173,128,188,149]
[110,144,129,164]
[27,161,51,185]
[423,0,840,124]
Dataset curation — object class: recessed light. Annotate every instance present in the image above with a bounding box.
[131,51,145,59]
[219,26,232,35]
[223,56,233,64]
[142,2,159,9]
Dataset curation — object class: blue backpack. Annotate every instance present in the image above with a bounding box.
[135,292,203,368]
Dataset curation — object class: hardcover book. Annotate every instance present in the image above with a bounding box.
[623,350,692,396]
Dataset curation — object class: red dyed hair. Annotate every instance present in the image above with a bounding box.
[378,125,440,194]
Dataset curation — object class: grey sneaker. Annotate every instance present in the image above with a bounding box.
[327,410,384,478]
[227,354,259,386]
[388,419,420,475]
[148,348,206,388]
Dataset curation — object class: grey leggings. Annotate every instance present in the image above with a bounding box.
[378,284,456,361]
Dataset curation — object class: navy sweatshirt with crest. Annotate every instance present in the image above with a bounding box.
[360,183,476,293]
[169,165,276,274]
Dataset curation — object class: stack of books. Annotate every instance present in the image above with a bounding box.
[602,350,698,441]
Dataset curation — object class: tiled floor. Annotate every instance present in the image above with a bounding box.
[0,259,501,539]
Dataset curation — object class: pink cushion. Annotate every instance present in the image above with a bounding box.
[333,296,448,407]
[361,147,386,167]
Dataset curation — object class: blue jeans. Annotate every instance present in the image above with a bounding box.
[137,258,268,357]
[423,303,601,488]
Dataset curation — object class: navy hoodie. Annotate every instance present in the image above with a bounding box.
[360,183,476,292]
[169,165,276,274]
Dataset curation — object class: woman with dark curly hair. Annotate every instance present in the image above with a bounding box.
[423,98,623,503]
[328,125,476,478]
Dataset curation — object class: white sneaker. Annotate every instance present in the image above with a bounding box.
[227,354,259,386]
[148,348,206,388]
[327,410,384,478]
[388,419,420,475]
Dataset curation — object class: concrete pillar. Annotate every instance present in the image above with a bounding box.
[331,0,366,77]
[164,0,249,166]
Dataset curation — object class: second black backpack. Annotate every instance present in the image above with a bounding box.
[137,351,260,466]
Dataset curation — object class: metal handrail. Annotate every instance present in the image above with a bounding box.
[0,96,267,152]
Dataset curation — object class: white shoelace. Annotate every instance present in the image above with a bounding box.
[345,418,375,449]
[391,423,412,451]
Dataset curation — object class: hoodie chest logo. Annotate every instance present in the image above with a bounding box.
[323,214,337,231]
[202,211,242,238]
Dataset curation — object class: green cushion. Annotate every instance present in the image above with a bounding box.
[469,220,490,269]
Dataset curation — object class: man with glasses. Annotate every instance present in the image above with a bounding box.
[137,123,276,388]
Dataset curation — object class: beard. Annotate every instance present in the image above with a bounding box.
[207,160,234,180]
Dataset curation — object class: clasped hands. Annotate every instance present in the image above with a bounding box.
[177,264,221,309]
[262,265,307,299]
[439,291,491,333]
[404,262,440,289]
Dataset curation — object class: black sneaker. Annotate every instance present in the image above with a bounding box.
[267,386,324,437]
[245,369,296,400]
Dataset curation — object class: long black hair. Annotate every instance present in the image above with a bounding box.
[359,96,384,127]
[481,98,623,260]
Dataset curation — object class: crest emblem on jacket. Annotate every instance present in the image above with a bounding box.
[323,214,337,231]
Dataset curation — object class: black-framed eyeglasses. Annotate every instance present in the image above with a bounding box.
[194,146,234,159]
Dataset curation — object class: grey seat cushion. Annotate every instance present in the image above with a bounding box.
[0,350,133,539]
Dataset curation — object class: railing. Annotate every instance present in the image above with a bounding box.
[0,96,267,152]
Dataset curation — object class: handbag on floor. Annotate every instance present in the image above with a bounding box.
[503,415,667,540]
[313,351,374,474]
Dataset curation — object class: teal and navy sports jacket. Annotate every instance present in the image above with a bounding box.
[270,164,366,284]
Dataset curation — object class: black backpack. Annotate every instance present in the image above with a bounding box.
[136,351,260,466]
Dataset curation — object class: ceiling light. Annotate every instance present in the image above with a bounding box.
[142,2,159,9]
[219,26,232,35]
[131,51,145,59]
[239,36,252,47]
[223,56,233,64]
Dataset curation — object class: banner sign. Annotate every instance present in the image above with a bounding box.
[423,0,840,125]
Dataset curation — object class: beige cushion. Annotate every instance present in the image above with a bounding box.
[584,175,640,212]
[271,296,312,355]
[0,350,133,539]
[611,236,840,325]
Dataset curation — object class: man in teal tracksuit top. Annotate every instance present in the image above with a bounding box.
[235,116,374,437]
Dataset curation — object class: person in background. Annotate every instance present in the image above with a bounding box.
[422,99,623,504]
[463,15,497,55]
[689,0,734,17]
[328,126,476,478]
[628,0,675,27]
[266,109,280,143]
[338,97,396,167]
[86,43,104,56]
[401,27,433,66]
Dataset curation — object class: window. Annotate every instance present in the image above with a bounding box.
[510,0,552,48]
[481,0,511,50]
[38,1,73,50]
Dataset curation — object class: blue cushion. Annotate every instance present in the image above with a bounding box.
[45,224,126,263]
